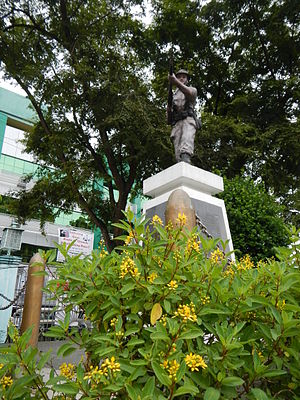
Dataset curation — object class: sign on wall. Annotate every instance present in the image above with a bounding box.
[57,228,94,262]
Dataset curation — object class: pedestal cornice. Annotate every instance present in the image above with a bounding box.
[143,162,223,198]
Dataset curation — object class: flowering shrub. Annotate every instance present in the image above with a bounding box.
[0,212,299,399]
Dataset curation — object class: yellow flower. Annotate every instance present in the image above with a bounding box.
[84,357,121,383]
[161,314,167,327]
[153,256,162,267]
[170,343,177,354]
[125,230,135,245]
[152,215,163,226]
[174,302,197,323]
[84,365,104,382]
[98,240,109,257]
[59,362,75,379]
[224,263,235,278]
[99,249,108,258]
[246,311,257,322]
[167,359,180,381]
[185,353,207,371]
[110,317,118,328]
[160,359,169,369]
[176,212,187,226]
[148,272,158,283]
[252,347,264,361]
[102,356,121,374]
[166,221,174,232]
[173,250,182,262]
[115,330,124,339]
[186,234,200,254]
[167,280,178,291]
[0,363,3,370]
[277,299,286,310]
[200,295,210,305]
[120,256,140,279]
[0,375,13,389]
[210,248,224,264]
[237,254,254,271]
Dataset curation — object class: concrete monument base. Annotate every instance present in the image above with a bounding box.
[143,162,234,254]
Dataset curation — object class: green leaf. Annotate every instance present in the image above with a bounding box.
[142,376,155,397]
[179,328,203,339]
[94,334,115,344]
[131,359,148,366]
[164,299,171,313]
[151,361,172,386]
[76,364,84,382]
[125,326,140,336]
[119,360,135,374]
[204,387,220,400]
[126,338,145,348]
[37,349,52,370]
[125,383,138,400]
[150,331,170,341]
[262,370,287,378]
[43,326,66,338]
[52,382,78,395]
[130,366,147,380]
[251,388,270,400]
[103,308,119,322]
[199,308,230,316]
[269,306,282,324]
[57,342,76,357]
[104,383,123,392]
[95,346,116,357]
[270,328,280,341]
[121,282,136,294]
[116,315,123,332]
[10,374,36,392]
[173,383,199,397]
[222,376,244,386]
[176,361,186,382]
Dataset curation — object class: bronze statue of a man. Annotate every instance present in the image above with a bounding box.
[168,69,200,164]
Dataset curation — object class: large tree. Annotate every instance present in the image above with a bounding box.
[0,0,172,251]
[148,0,300,225]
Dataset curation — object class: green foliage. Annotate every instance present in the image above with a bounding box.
[70,215,93,230]
[0,0,172,252]
[218,176,290,262]
[1,212,299,399]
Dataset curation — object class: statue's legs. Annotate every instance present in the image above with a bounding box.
[171,117,196,163]
[171,123,182,162]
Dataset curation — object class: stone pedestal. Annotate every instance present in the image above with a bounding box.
[143,162,234,253]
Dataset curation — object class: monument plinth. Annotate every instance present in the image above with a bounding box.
[143,162,234,254]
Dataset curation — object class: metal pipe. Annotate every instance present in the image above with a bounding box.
[20,253,45,347]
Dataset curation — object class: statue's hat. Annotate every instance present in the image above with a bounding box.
[175,69,189,78]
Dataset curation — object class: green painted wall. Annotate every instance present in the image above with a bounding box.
[0,112,8,156]
[0,154,37,175]
[0,88,36,127]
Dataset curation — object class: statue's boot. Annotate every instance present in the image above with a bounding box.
[180,153,191,164]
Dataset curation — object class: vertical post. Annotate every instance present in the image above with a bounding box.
[20,253,45,347]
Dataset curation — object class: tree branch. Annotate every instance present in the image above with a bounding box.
[99,128,125,192]
[249,3,276,80]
